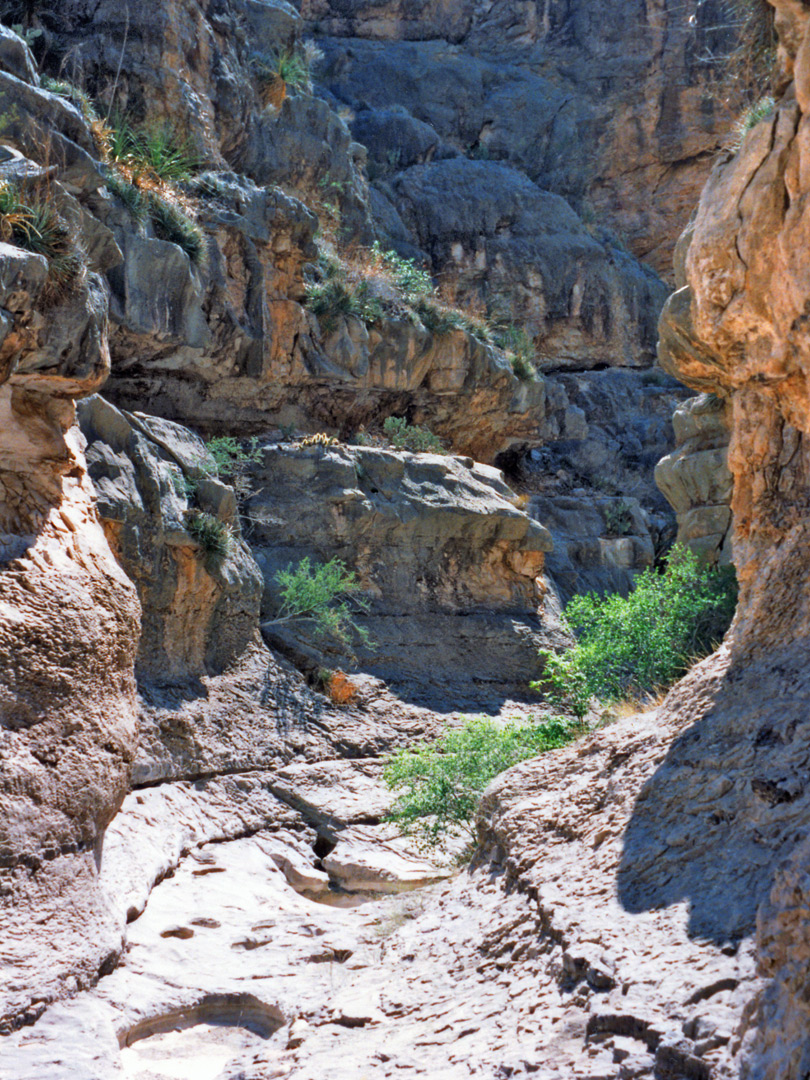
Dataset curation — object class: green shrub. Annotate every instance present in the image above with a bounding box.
[266,556,371,652]
[382,416,446,454]
[148,193,207,266]
[205,436,263,477]
[184,509,232,561]
[534,545,738,717]
[372,242,434,304]
[603,499,634,537]
[0,182,85,298]
[384,715,581,848]
[306,276,383,332]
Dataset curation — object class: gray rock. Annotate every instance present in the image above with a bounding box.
[247,441,566,701]
[388,158,668,367]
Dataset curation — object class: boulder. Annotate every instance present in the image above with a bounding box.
[248,442,568,701]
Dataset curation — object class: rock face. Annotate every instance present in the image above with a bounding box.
[0,235,141,1027]
[655,393,733,563]
[650,2,810,1073]
[308,0,738,277]
[249,441,567,703]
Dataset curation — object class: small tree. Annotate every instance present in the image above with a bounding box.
[264,556,371,652]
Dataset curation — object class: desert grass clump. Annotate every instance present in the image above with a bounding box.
[729,93,776,150]
[384,715,581,849]
[106,115,201,185]
[148,193,207,266]
[250,44,320,106]
[41,76,98,122]
[184,509,232,561]
[0,182,85,299]
[306,273,383,332]
[105,171,148,223]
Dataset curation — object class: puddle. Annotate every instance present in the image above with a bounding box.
[120,1021,271,1080]
[120,994,285,1080]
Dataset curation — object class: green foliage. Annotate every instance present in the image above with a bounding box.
[603,499,634,537]
[372,242,434,304]
[382,416,446,454]
[184,509,232,561]
[107,115,201,183]
[269,556,371,651]
[730,94,776,150]
[41,77,98,121]
[0,182,84,298]
[105,171,147,223]
[384,715,581,848]
[148,193,207,266]
[488,316,536,380]
[306,275,383,332]
[250,47,313,96]
[205,436,263,477]
[534,545,738,717]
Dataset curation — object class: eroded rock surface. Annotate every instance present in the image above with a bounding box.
[249,441,567,703]
[0,228,140,1028]
[309,0,738,276]
[655,393,733,563]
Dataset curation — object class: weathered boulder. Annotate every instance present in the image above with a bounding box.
[248,442,568,702]
[655,393,733,563]
[77,395,263,683]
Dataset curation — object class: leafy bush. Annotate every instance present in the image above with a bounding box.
[267,556,371,652]
[0,182,85,299]
[148,193,207,266]
[205,436,263,477]
[384,715,581,848]
[534,545,738,717]
[603,499,634,537]
[372,242,434,304]
[185,509,232,561]
[382,416,446,454]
